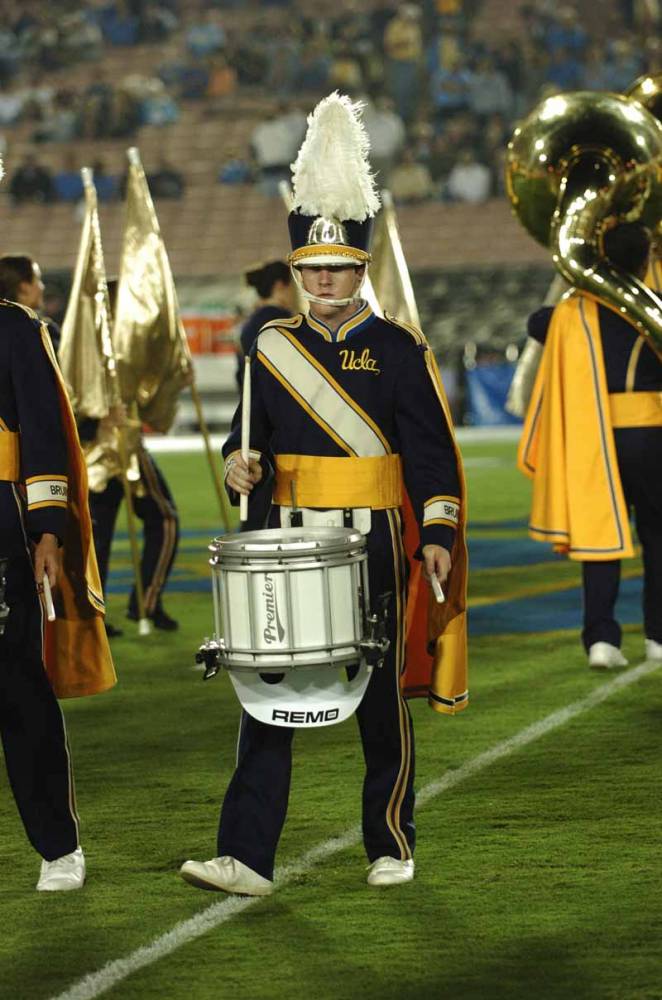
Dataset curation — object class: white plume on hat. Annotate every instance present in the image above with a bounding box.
[290,92,380,222]
[0,156,4,182]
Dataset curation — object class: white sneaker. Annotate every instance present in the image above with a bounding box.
[179,856,273,896]
[588,642,628,670]
[36,847,85,892]
[645,638,662,662]
[366,856,415,887]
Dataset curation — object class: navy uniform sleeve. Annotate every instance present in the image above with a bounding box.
[394,340,460,553]
[527,306,553,345]
[11,314,68,541]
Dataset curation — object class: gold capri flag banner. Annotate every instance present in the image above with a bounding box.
[370,191,468,714]
[115,148,230,527]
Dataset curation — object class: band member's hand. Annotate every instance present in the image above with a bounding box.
[226,455,263,495]
[422,544,451,588]
[33,533,60,590]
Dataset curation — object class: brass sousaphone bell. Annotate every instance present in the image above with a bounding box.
[506,90,662,357]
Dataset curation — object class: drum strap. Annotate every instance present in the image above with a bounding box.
[273,453,403,509]
[0,430,20,482]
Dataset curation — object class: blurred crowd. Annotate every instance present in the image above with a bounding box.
[0,0,660,207]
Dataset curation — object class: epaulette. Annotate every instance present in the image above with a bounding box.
[383,312,427,347]
[258,314,304,334]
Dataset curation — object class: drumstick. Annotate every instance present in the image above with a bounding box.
[240,356,251,524]
[431,574,445,604]
[43,574,56,621]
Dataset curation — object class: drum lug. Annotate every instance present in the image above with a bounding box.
[196,637,224,681]
[360,592,391,667]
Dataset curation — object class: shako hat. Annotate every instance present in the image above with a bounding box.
[287,92,380,268]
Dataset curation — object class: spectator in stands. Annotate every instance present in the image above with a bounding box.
[206,54,238,104]
[218,150,253,185]
[466,55,514,122]
[135,76,179,126]
[250,103,306,196]
[430,52,472,123]
[147,159,185,199]
[60,8,104,63]
[8,154,54,204]
[389,148,433,203]
[607,37,644,91]
[79,71,114,139]
[0,25,20,85]
[290,41,331,94]
[0,87,25,126]
[445,148,492,204]
[53,152,84,203]
[99,0,140,47]
[32,88,79,143]
[361,95,406,183]
[544,46,583,91]
[186,7,225,59]
[328,47,364,94]
[383,4,424,123]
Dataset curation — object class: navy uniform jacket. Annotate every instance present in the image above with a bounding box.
[223,303,460,553]
[0,301,68,558]
[528,303,661,393]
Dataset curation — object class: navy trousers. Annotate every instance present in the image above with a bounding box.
[89,448,179,616]
[582,427,662,649]
[0,554,78,860]
[216,509,416,880]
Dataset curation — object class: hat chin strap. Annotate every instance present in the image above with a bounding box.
[291,267,367,309]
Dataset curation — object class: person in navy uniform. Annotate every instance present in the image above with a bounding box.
[0,298,85,891]
[527,222,662,669]
[76,278,180,635]
[181,93,466,896]
[235,259,296,393]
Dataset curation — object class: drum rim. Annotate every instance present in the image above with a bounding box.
[209,526,366,560]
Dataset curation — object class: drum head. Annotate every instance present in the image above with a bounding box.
[227,660,373,728]
[210,526,365,563]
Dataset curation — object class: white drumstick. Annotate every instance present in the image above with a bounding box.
[240,356,251,524]
[431,574,445,604]
[43,574,56,621]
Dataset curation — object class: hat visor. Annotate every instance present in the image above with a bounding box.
[289,244,371,268]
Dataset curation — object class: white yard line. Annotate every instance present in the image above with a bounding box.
[50,659,661,1000]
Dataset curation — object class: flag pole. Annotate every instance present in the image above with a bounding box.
[125,147,231,531]
[81,168,151,636]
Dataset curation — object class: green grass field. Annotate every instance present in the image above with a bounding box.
[1,439,660,1000]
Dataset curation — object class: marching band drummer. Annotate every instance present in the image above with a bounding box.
[181,93,468,896]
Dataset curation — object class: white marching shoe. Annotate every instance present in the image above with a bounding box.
[180,856,273,896]
[588,642,628,670]
[645,638,662,662]
[36,847,86,892]
[366,856,415,887]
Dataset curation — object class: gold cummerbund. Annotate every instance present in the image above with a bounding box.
[0,431,20,482]
[274,453,403,509]
[609,391,662,429]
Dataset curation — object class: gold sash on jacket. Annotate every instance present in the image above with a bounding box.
[518,293,634,561]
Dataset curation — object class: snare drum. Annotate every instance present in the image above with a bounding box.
[207,526,377,728]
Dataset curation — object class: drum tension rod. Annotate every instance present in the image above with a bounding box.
[196,637,222,680]
[360,591,391,668]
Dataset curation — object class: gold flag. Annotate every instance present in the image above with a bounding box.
[369,190,421,327]
[114,148,192,433]
[58,184,109,421]
[59,173,141,492]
